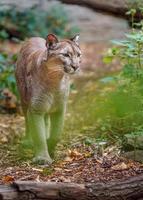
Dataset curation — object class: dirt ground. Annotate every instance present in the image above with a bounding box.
[0,134,143,184]
[0,78,143,185]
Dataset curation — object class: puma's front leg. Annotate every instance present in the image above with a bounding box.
[21,115,33,148]
[45,113,50,140]
[47,110,64,158]
[27,110,52,164]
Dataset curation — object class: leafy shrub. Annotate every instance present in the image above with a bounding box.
[68,21,143,152]
[126,1,143,28]
[0,52,17,97]
[96,28,143,144]
[128,0,143,9]
[0,4,79,40]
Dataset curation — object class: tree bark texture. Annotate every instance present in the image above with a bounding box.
[0,174,143,200]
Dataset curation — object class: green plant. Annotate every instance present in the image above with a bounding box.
[98,23,143,147]
[128,0,143,9]
[0,4,79,40]
[110,32,143,78]
[0,52,17,97]
[127,1,143,28]
[67,21,143,151]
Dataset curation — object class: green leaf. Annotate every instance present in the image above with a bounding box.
[126,9,136,16]
[103,56,113,64]
[112,40,128,46]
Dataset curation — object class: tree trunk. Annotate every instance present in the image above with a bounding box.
[1,174,143,200]
[59,0,142,20]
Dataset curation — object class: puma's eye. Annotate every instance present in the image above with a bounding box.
[63,53,70,57]
[77,53,81,57]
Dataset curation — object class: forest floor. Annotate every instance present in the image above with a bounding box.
[0,28,143,184]
[1,141,143,184]
[0,75,143,185]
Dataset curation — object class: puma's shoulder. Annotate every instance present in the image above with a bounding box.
[15,37,48,105]
[16,37,47,75]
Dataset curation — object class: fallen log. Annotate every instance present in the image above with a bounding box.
[59,0,127,15]
[0,174,143,200]
[59,0,142,21]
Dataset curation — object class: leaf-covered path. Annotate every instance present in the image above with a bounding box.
[0,81,143,185]
[0,137,143,185]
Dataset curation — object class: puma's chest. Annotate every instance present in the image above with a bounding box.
[31,76,70,113]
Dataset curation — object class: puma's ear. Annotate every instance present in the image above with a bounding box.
[46,34,59,48]
[71,34,80,45]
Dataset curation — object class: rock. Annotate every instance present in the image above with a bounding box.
[0,0,130,42]
[63,4,129,42]
[122,134,143,162]
[122,150,143,163]
[124,134,143,150]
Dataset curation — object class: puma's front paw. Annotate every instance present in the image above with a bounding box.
[33,155,53,165]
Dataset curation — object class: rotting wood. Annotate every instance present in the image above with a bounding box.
[0,174,143,200]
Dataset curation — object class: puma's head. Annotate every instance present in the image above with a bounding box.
[45,34,82,74]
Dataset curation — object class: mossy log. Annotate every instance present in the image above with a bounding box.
[0,174,143,200]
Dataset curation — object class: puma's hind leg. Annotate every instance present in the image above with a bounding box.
[21,106,33,147]
[22,115,33,147]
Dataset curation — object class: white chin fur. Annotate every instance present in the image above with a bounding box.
[64,66,74,74]
[69,69,75,74]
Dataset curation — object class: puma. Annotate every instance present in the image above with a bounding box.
[15,34,82,164]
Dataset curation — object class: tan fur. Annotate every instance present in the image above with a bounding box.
[16,37,49,109]
[16,36,81,111]
[15,35,81,164]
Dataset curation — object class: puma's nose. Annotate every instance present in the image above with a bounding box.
[71,65,79,71]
